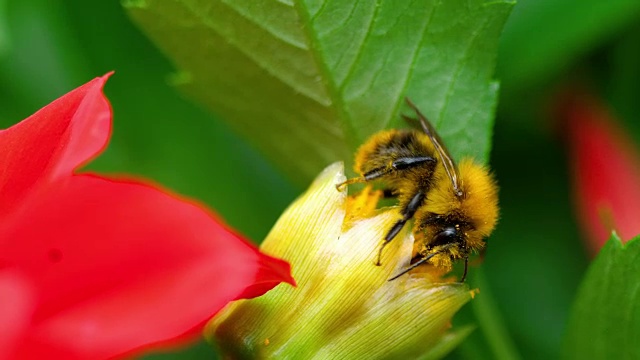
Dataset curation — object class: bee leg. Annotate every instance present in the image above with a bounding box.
[337,157,434,191]
[336,166,392,190]
[460,256,469,283]
[335,177,365,191]
[376,190,425,265]
[391,156,435,171]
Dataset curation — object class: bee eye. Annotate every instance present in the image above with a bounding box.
[431,227,458,247]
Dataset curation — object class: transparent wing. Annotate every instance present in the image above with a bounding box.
[403,97,463,197]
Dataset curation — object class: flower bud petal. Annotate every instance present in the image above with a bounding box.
[207,163,473,359]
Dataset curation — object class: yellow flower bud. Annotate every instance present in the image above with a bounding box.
[206,163,474,359]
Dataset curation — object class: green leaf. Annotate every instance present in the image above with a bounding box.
[563,234,640,359]
[0,0,11,57]
[606,23,640,143]
[125,0,513,184]
[498,0,640,93]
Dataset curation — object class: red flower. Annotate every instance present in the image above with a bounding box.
[0,74,294,360]
[564,90,640,254]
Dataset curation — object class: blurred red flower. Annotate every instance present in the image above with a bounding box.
[0,74,294,360]
[564,90,640,254]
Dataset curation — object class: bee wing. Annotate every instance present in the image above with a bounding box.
[403,97,463,197]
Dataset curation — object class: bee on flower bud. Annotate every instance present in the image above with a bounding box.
[337,98,499,282]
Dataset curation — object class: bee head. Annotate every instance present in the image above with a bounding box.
[416,222,468,271]
[430,226,462,248]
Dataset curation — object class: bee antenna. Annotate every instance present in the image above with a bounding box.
[388,252,439,281]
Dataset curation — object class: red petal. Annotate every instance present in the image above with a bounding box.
[565,92,640,253]
[0,272,35,360]
[236,255,297,299]
[1,174,293,359]
[0,74,293,358]
[0,73,112,219]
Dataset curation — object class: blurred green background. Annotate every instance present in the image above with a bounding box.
[1,1,638,359]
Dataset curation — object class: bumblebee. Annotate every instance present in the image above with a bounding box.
[337,98,498,282]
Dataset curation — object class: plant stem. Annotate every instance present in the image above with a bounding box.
[472,269,522,360]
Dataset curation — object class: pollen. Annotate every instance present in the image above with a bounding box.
[470,288,480,299]
[343,185,383,229]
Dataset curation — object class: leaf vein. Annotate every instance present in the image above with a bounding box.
[436,12,492,128]
[338,0,381,89]
[181,1,328,105]
[310,0,330,20]
[388,0,438,129]
[319,0,362,39]
[294,0,357,147]
[220,0,308,50]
